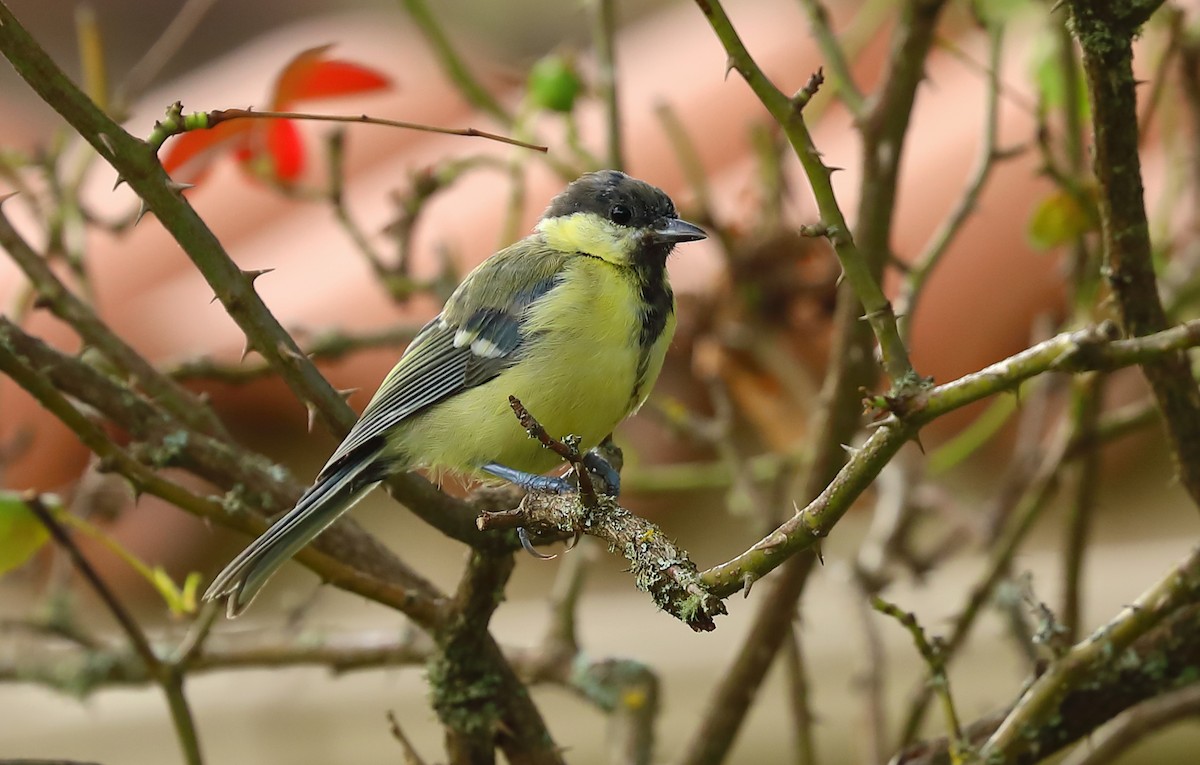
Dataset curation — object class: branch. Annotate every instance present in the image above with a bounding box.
[165,322,423,384]
[0,331,449,627]
[0,198,226,439]
[430,550,565,765]
[480,491,725,632]
[701,319,1200,595]
[1066,0,1200,508]
[692,0,918,389]
[24,494,204,765]
[899,605,1200,765]
[980,543,1200,761]
[900,21,1010,334]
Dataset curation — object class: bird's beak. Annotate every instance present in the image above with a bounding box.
[648,218,707,245]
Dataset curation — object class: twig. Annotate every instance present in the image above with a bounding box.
[1060,374,1105,642]
[701,318,1200,596]
[148,104,546,152]
[593,0,623,170]
[113,0,219,111]
[508,395,597,506]
[432,550,566,765]
[896,608,1200,764]
[325,129,389,276]
[693,0,920,390]
[74,6,107,113]
[397,0,511,124]
[783,620,819,765]
[387,710,430,765]
[900,22,1010,337]
[0,197,227,439]
[165,322,423,383]
[797,0,866,117]
[0,329,449,626]
[898,423,1070,745]
[980,544,1200,762]
[24,494,205,765]
[872,597,966,764]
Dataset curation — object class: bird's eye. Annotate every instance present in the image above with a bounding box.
[609,204,632,225]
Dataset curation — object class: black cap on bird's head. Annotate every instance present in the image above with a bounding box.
[543,170,706,247]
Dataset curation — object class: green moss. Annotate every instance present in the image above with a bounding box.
[426,646,504,738]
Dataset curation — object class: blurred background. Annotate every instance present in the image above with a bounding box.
[2,0,1199,762]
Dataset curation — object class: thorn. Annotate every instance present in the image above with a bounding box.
[239,338,254,362]
[912,431,926,454]
[827,165,844,174]
[209,293,220,304]
[336,387,359,402]
[242,267,275,285]
[305,401,318,433]
[724,55,736,81]
[813,541,825,566]
[166,179,195,194]
[742,571,758,598]
[134,199,150,225]
[112,175,127,190]
[96,132,116,155]
[279,342,307,363]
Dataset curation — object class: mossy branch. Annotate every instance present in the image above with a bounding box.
[1067,0,1200,509]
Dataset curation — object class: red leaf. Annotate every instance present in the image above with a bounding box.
[262,118,305,182]
[273,45,391,110]
[160,119,252,183]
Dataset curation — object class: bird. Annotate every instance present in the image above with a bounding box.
[204,170,706,615]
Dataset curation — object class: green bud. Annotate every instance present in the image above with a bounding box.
[527,54,584,114]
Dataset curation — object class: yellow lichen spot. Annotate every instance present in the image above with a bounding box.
[622,688,648,710]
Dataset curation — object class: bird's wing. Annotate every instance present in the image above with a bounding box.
[317,248,566,479]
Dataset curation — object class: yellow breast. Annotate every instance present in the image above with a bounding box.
[398,256,673,476]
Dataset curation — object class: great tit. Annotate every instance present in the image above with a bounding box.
[204,170,706,615]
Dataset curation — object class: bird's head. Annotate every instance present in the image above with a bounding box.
[536,170,706,268]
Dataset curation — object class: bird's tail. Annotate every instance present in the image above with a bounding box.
[204,444,386,616]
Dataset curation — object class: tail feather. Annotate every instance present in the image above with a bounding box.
[204,446,386,616]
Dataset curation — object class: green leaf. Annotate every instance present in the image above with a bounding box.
[527,54,584,114]
[0,490,50,575]
[1028,188,1094,250]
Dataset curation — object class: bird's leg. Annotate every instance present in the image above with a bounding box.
[482,453,621,498]
[482,463,573,493]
